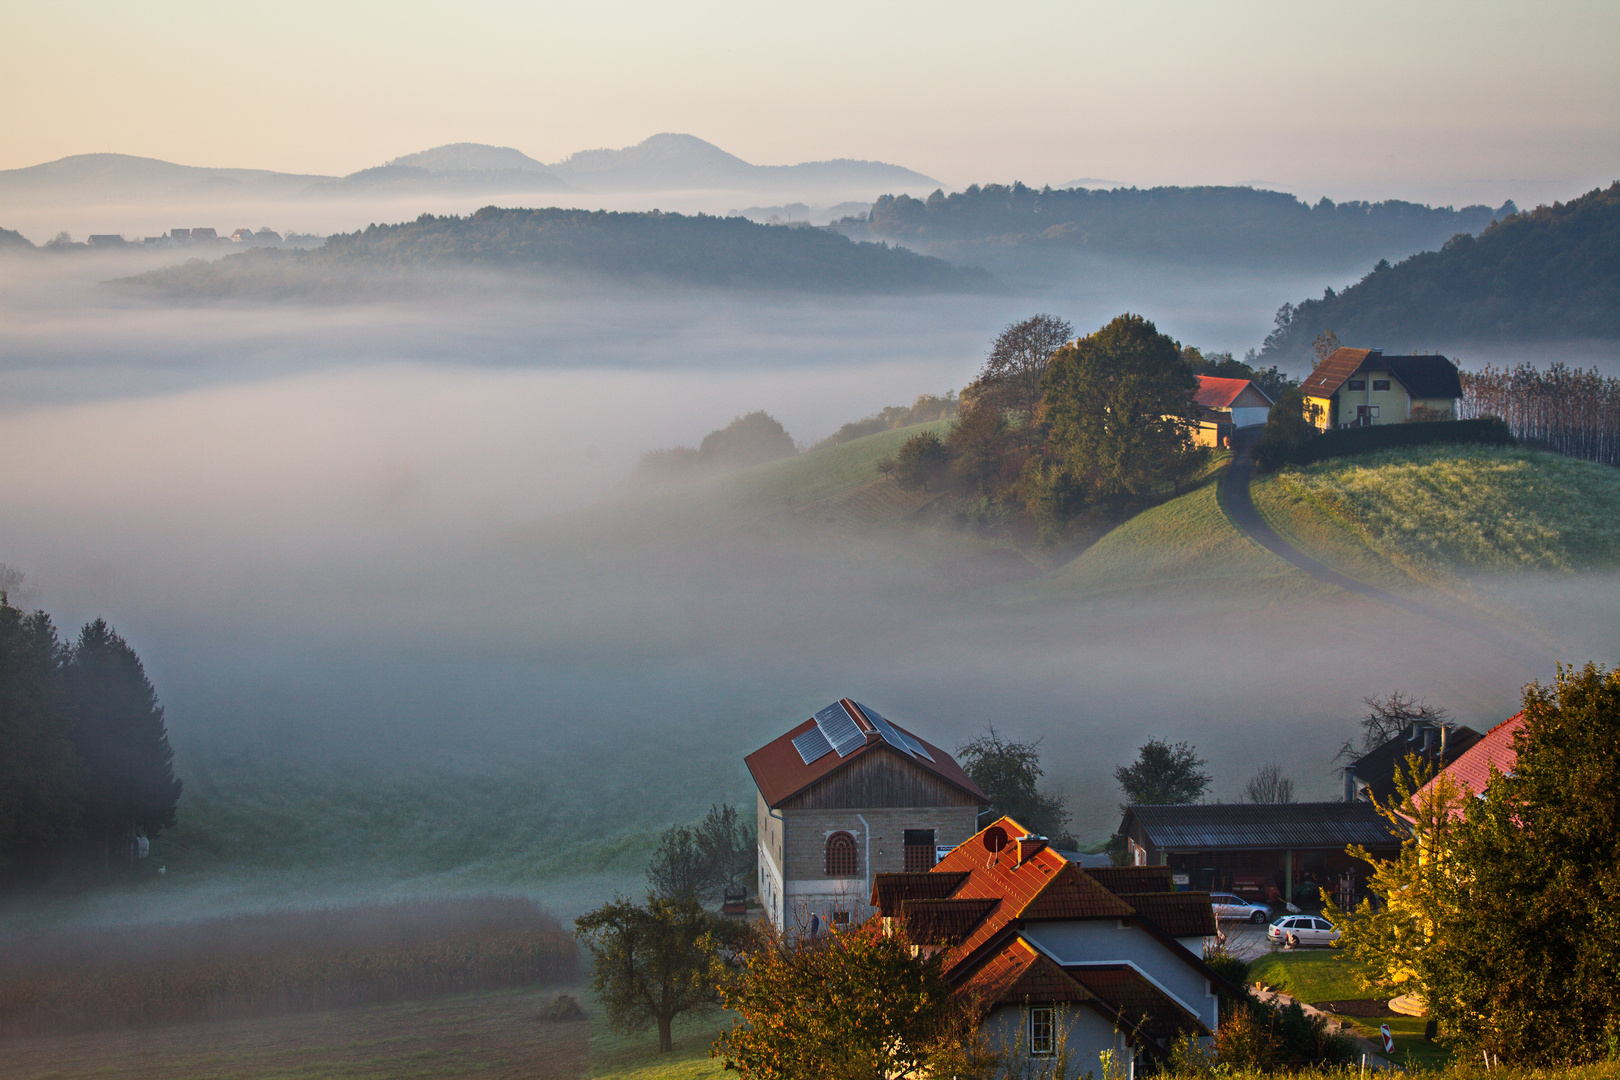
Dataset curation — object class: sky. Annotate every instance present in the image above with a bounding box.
[3,0,1617,207]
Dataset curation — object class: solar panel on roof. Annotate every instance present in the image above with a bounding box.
[903,733,935,762]
[792,727,834,765]
[855,703,921,760]
[815,702,866,757]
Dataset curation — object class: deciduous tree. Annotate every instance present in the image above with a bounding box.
[1114,738,1210,809]
[955,726,1073,845]
[1242,764,1295,803]
[575,895,744,1053]
[972,314,1074,420]
[891,431,949,493]
[1037,314,1205,517]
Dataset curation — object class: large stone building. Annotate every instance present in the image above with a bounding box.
[744,699,986,931]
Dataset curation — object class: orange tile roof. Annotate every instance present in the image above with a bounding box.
[1417,711,1524,814]
[1301,347,1375,397]
[954,937,1098,1009]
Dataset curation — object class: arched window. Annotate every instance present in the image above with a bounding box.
[825,831,857,877]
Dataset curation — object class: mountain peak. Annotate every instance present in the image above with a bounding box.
[386,143,551,173]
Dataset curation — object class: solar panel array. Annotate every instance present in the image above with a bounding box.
[857,703,934,762]
[815,702,867,757]
[792,726,834,765]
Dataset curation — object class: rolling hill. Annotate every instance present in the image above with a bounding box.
[1259,181,1620,362]
[113,206,991,298]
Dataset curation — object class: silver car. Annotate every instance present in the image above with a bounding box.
[1268,914,1341,946]
[1209,892,1273,924]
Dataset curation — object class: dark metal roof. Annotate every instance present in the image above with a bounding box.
[1121,802,1405,852]
[1349,724,1482,805]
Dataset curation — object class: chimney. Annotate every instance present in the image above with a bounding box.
[1016,835,1047,864]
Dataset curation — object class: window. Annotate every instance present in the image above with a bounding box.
[1347,379,1366,390]
[1029,1007,1055,1057]
[825,831,857,877]
[1369,406,1380,418]
[1373,379,1391,391]
[904,829,936,872]
[831,910,850,926]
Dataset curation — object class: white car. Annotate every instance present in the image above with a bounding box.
[1209,892,1273,924]
[1268,914,1341,947]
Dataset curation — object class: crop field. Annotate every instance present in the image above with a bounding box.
[0,986,587,1080]
[0,897,575,1039]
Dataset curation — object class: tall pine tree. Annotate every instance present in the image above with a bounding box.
[63,619,182,867]
[0,600,82,874]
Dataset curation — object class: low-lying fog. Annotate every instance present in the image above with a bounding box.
[2,253,1613,926]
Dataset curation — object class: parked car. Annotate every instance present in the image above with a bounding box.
[1209,892,1273,923]
[1268,914,1341,947]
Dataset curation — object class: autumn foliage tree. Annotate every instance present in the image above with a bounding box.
[714,925,983,1080]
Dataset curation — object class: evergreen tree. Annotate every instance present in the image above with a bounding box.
[0,599,81,874]
[62,619,182,866]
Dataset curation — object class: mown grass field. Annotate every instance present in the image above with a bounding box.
[1264,445,1620,576]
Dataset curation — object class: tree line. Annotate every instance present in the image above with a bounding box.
[865,182,1509,265]
[0,592,182,884]
[117,206,992,300]
[1459,361,1620,465]
[1258,181,1620,365]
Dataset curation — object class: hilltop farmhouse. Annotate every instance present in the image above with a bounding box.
[1191,374,1274,447]
[873,816,1239,1073]
[745,699,987,931]
[1301,347,1463,429]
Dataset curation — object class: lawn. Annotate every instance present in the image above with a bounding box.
[583,990,732,1080]
[1248,949,1451,1068]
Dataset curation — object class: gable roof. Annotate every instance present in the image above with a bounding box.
[873,871,969,915]
[1300,347,1463,400]
[1349,724,1483,804]
[744,699,988,808]
[1122,802,1406,852]
[1193,375,1272,410]
[899,896,998,946]
[953,937,1101,1009]
[1416,711,1525,812]
[1065,964,1210,1039]
[1086,866,1175,893]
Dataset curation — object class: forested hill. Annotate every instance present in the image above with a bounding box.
[117,206,990,299]
[1259,182,1620,363]
[864,183,1510,266]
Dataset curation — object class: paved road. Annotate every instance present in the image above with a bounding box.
[1220,431,1554,677]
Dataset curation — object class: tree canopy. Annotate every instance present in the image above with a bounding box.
[954,726,1072,845]
[1114,738,1211,808]
[971,314,1073,420]
[1039,315,1206,516]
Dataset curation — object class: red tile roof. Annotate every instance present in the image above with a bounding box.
[1417,711,1525,813]
[1193,375,1255,409]
[1300,347,1463,401]
[744,699,988,808]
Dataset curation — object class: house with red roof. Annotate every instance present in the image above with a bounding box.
[1191,375,1274,447]
[872,816,1238,1072]
[1414,711,1525,816]
[745,699,987,931]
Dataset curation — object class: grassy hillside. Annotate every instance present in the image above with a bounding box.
[1263,445,1620,575]
[1030,443,1618,606]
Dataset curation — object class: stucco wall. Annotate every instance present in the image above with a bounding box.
[980,1003,1131,1077]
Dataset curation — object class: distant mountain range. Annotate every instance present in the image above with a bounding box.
[0,134,941,205]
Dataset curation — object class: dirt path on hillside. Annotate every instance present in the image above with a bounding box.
[1220,431,1553,678]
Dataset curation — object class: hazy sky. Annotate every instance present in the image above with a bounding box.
[4,0,1616,206]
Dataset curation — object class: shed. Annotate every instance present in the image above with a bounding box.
[1117,802,1405,903]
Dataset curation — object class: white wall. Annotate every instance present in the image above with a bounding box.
[1231,405,1269,428]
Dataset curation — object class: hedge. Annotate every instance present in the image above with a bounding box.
[1261,417,1515,469]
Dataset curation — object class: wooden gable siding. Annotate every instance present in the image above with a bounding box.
[780,746,980,809]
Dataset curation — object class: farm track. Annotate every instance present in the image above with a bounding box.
[1220,430,1554,678]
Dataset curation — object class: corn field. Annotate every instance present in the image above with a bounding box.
[0,896,576,1039]
[1459,363,1620,465]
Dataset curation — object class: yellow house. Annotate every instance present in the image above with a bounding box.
[1301,348,1462,430]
